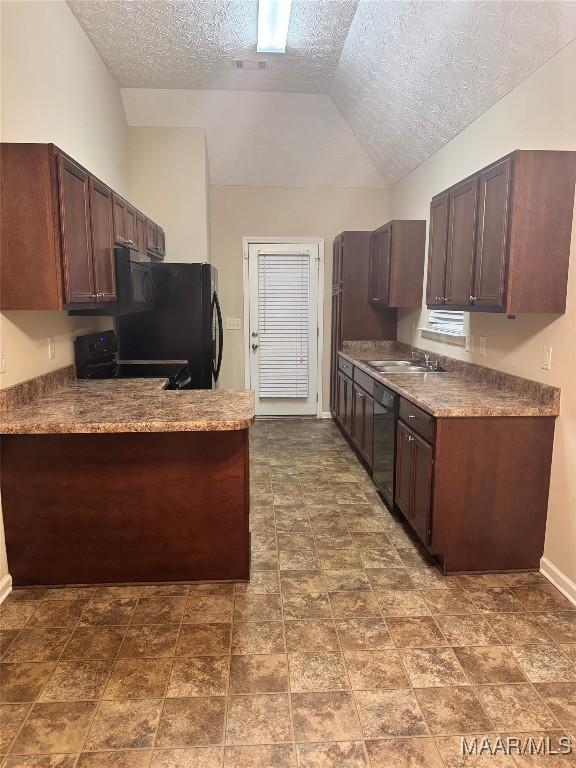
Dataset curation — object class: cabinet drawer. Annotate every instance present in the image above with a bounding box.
[399,398,435,443]
[338,356,353,378]
[353,368,375,397]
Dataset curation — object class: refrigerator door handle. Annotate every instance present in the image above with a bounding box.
[213,291,223,383]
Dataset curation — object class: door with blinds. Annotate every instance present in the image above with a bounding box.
[247,243,320,416]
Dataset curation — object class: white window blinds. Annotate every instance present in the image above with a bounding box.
[425,309,465,337]
[258,252,310,398]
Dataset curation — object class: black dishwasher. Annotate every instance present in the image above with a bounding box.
[372,381,398,510]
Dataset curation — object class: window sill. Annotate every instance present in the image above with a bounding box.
[419,328,467,347]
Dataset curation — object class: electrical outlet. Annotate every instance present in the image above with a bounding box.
[541,345,552,371]
[48,337,55,359]
[479,336,487,357]
[225,318,242,330]
[465,334,475,353]
[0,352,6,374]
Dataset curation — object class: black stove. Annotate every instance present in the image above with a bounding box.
[74,330,190,386]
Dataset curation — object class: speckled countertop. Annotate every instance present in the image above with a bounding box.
[339,346,560,418]
[0,379,256,434]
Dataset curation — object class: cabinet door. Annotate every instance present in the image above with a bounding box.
[395,421,414,517]
[112,195,127,245]
[136,213,147,254]
[330,239,344,413]
[58,155,94,304]
[369,225,391,303]
[352,384,363,451]
[330,291,341,413]
[125,205,138,250]
[156,226,166,258]
[344,375,353,434]
[426,194,449,306]
[89,178,116,303]
[472,157,512,309]
[146,218,157,253]
[412,432,433,544]
[362,392,374,469]
[444,178,478,306]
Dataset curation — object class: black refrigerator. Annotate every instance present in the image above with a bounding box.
[116,263,223,389]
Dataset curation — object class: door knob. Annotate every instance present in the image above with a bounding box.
[251,332,258,337]
[252,343,259,350]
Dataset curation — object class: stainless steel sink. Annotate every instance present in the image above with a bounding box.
[366,359,445,374]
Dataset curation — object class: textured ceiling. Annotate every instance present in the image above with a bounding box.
[331,0,576,184]
[68,0,358,92]
[70,0,576,187]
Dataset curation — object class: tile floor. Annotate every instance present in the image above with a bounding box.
[0,418,575,767]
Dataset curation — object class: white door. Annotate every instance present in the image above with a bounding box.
[247,242,320,416]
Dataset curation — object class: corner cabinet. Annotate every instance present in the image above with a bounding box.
[426,150,576,313]
[369,220,426,307]
[0,143,166,311]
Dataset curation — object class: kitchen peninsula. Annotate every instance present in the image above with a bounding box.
[0,371,255,586]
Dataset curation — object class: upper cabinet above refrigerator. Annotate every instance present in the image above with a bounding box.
[426,150,576,314]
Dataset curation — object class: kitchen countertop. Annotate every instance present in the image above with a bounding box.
[0,379,256,434]
[339,349,559,418]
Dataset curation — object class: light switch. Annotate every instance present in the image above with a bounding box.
[541,345,552,371]
[226,318,242,330]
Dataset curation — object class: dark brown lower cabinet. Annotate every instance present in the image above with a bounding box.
[352,383,374,469]
[395,420,433,545]
[336,370,353,435]
[336,359,557,575]
[395,408,556,574]
[1,430,250,585]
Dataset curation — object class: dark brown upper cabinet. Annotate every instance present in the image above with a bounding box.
[112,194,138,251]
[89,178,116,303]
[136,212,147,255]
[58,155,94,305]
[426,150,576,313]
[426,194,449,306]
[0,143,166,310]
[369,220,426,307]
[444,177,478,306]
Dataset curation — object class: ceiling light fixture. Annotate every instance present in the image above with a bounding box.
[257,0,293,54]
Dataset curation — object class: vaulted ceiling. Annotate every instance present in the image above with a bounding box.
[69,0,576,187]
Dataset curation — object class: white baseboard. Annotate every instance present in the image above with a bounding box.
[319,412,333,419]
[540,557,576,607]
[0,573,12,604]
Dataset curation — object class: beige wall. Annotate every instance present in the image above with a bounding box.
[0,0,130,587]
[127,127,210,263]
[0,0,128,390]
[389,41,576,586]
[209,185,390,409]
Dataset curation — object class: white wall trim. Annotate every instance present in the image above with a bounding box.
[242,236,325,418]
[320,412,333,419]
[540,557,576,607]
[0,573,13,604]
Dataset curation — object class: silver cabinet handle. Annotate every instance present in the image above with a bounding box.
[408,414,415,419]
[470,295,477,303]
[407,435,415,442]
